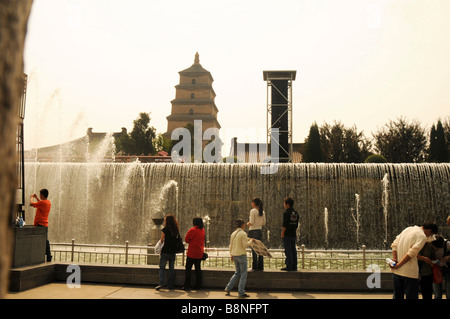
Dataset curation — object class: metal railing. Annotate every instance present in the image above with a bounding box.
[50,239,393,271]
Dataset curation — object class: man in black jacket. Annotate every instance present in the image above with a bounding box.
[281,197,299,271]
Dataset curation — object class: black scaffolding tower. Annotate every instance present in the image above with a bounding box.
[263,70,296,163]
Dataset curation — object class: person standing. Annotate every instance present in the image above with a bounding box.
[429,235,445,299]
[247,197,266,271]
[281,197,299,271]
[30,189,52,262]
[438,234,450,299]
[156,214,180,290]
[390,223,438,299]
[225,219,253,298]
[183,217,206,291]
[435,215,450,299]
[417,241,437,299]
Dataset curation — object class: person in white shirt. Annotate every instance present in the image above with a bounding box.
[225,219,254,298]
[247,197,266,271]
[390,223,438,299]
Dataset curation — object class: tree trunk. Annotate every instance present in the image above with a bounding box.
[0,0,33,298]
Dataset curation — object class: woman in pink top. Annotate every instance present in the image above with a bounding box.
[183,217,206,290]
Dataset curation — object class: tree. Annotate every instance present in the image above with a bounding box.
[323,122,345,162]
[373,117,427,163]
[428,120,448,162]
[365,154,387,163]
[343,125,371,163]
[0,0,34,298]
[115,112,156,155]
[428,124,437,162]
[115,130,131,155]
[319,121,371,163]
[303,122,323,162]
[442,116,450,160]
[153,133,172,154]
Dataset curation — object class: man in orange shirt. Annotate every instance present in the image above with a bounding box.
[30,188,52,262]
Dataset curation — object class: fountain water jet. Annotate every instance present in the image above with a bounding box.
[87,132,115,164]
[351,194,361,248]
[324,207,329,248]
[381,173,389,248]
[203,215,211,247]
[158,180,179,221]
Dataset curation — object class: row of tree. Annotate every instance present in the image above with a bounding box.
[114,113,216,160]
[115,113,449,163]
[303,117,450,163]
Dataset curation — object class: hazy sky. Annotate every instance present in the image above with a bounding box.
[24,0,450,153]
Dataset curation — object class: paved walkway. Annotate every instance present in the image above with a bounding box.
[6,282,393,299]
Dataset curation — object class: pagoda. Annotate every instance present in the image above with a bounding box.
[165,53,221,146]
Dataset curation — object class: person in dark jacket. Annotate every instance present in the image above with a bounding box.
[156,214,180,290]
[281,197,299,271]
[418,242,437,299]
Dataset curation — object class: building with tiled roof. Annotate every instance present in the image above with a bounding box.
[164,53,221,147]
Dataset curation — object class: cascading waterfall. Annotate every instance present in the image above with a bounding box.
[24,162,450,249]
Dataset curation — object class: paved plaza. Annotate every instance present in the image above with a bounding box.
[6,282,393,299]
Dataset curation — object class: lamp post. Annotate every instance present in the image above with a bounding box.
[147,212,165,265]
[14,73,27,225]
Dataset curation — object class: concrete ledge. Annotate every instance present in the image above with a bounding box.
[10,262,394,293]
[9,263,56,292]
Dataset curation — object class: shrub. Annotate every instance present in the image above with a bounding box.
[364,154,387,163]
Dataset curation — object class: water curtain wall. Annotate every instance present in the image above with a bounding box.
[24,163,450,249]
